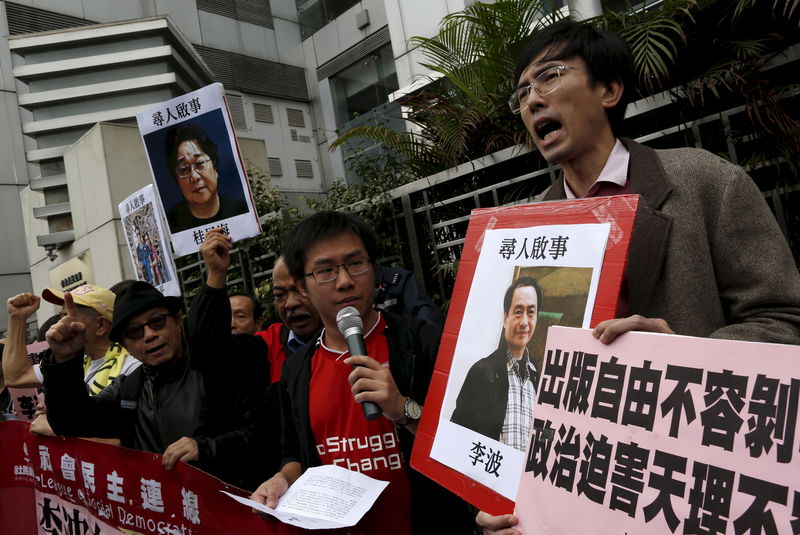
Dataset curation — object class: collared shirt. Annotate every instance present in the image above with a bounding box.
[563,138,632,317]
[499,348,536,451]
[286,329,306,354]
[564,139,630,199]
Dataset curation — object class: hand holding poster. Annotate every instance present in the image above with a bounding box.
[119,185,180,297]
[136,83,260,256]
[411,195,639,514]
[517,327,800,534]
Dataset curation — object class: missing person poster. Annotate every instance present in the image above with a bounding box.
[119,185,180,297]
[411,195,639,514]
[136,83,260,256]
[517,327,800,534]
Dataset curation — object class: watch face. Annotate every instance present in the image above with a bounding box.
[406,399,422,420]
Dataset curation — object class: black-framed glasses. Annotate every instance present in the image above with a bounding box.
[304,258,371,283]
[508,65,588,114]
[123,313,170,340]
[176,158,210,179]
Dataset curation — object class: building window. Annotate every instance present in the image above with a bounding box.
[287,108,306,127]
[290,129,312,143]
[295,160,313,178]
[329,42,398,127]
[226,94,248,130]
[296,0,360,39]
[194,45,310,102]
[268,157,283,177]
[237,137,267,168]
[198,0,274,29]
[253,103,274,123]
[5,2,94,35]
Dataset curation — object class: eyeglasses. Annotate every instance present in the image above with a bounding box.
[176,158,211,179]
[123,313,170,340]
[304,258,371,283]
[508,65,588,114]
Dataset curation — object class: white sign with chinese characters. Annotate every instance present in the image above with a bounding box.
[136,83,260,256]
[430,223,611,500]
[119,185,180,297]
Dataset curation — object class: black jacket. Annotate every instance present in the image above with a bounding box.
[43,287,268,490]
[43,352,204,452]
[279,312,475,534]
[450,346,508,440]
[187,285,272,489]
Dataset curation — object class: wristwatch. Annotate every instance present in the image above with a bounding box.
[394,397,422,426]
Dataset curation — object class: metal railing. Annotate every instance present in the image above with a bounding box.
[176,88,799,309]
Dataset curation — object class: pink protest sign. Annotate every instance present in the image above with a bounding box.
[516,327,800,534]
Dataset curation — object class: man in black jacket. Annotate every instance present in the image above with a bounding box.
[451,277,542,451]
[42,281,267,489]
[250,210,473,534]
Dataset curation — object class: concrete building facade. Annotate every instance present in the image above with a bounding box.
[0,0,582,331]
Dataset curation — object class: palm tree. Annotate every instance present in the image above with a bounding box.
[330,0,799,178]
[330,0,561,177]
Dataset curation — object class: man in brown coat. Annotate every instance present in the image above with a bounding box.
[479,18,800,535]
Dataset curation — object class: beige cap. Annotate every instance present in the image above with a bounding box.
[42,284,115,321]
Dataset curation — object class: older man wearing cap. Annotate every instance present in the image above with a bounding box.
[3,285,139,393]
[41,281,267,489]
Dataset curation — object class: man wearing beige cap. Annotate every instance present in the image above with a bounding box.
[3,284,140,393]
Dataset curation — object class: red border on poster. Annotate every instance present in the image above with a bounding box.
[410,195,639,515]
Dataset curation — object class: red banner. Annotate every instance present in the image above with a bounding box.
[0,420,343,534]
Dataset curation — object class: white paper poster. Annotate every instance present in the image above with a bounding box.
[136,83,260,256]
[119,185,180,297]
[430,223,611,500]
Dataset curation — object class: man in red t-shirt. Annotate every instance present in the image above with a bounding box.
[257,256,322,384]
[226,256,322,384]
[250,210,472,534]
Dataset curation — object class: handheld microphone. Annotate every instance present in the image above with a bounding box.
[336,306,382,420]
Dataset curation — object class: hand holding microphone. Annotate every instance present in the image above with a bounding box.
[336,306,383,421]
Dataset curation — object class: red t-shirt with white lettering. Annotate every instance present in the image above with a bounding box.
[308,315,412,535]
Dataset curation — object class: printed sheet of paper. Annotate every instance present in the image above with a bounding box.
[118,184,180,297]
[223,465,388,530]
[429,223,610,500]
[136,83,260,256]
[516,327,800,534]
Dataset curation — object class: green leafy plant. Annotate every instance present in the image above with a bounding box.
[330,0,561,177]
[330,0,799,177]
[305,149,413,263]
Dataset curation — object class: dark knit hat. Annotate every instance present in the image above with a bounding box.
[109,281,182,342]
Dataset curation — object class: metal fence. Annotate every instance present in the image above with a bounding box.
[385,91,800,304]
[177,82,800,311]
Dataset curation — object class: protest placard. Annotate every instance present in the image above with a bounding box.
[411,195,638,514]
[8,341,49,421]
[517,327,800,534]
[119,185,180,297]
[136,83,260,256]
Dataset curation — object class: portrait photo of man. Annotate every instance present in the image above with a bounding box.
[451,277,542,451]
